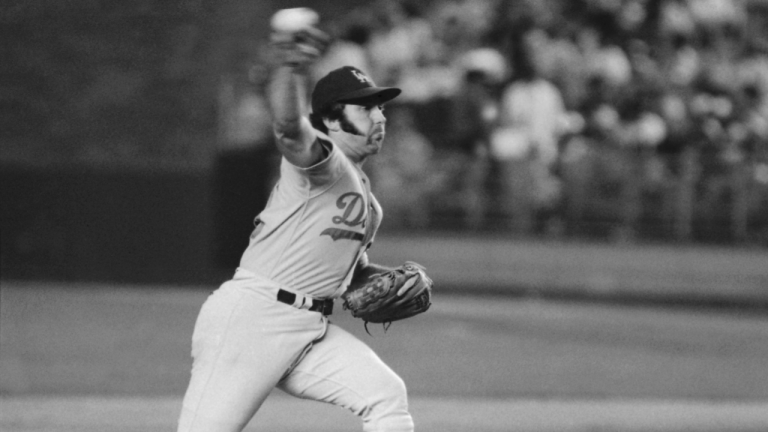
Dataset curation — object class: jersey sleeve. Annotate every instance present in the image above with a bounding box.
[279,136,346,196]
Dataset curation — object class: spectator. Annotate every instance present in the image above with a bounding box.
[492,30,567,234]
[577,26,633,92]
[613,85,669,242]
[559,73,625,237]
[436,48,505,230]
[429,0,497,57]
[536,27,590,110]
[657,89,699,241]
[367,1,456,104]
[366,0,435,86]
[662,33,702,88]
[659,0,697,40]
[311,0,768,243]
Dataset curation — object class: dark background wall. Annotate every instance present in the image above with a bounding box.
[1,166,213,284]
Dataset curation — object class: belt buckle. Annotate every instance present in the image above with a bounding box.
[277,288,332,316]
[319,299,333,316]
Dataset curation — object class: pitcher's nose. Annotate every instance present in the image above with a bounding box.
[371,106,386,123]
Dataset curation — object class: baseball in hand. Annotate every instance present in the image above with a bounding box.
[270,7,319,34]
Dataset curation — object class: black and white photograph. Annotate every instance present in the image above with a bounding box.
[2,1,768,431]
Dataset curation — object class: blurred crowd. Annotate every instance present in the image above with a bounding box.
[233,0,768,244]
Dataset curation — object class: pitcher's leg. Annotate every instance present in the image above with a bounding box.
[278,323,413,432]
[178,285,326,432]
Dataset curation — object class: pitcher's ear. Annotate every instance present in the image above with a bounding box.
[324,118,340,132]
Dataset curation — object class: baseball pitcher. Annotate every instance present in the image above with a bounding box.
[176,8,432,432]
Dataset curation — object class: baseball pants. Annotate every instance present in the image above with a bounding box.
[177,275,414,432]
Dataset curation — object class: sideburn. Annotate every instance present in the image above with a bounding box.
[339,112,365,136]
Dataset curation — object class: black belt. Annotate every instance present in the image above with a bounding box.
[277,289,333,316]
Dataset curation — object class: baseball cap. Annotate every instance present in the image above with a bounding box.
[311,66,401,113]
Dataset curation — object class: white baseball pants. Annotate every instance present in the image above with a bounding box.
[177,277,414,432]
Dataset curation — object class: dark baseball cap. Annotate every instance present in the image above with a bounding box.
[311,66,401,113]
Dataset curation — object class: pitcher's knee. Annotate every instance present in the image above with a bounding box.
[362,374,413,432]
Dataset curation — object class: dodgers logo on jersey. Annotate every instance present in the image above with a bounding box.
[321,192,366,242]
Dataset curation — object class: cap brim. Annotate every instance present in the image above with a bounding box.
[336,87,402,106]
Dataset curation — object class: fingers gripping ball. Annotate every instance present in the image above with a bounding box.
[270,7,319,34]
[342,262,433,332]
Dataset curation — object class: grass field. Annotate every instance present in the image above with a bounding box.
[1,281,767,431]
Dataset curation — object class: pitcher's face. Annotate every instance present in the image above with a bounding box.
[341,104,387,153]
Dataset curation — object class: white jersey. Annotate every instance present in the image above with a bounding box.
[239,134,381,299]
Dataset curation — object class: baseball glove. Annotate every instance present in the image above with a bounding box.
[342,261,433,331]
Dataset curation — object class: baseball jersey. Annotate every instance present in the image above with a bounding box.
[239,133,381,299]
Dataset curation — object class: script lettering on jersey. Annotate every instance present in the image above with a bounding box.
[321,192,366,242]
